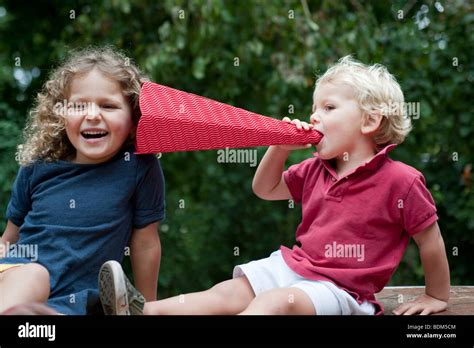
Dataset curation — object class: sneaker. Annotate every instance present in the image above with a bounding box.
[98,260,145,315]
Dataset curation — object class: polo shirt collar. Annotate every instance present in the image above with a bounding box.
[317,144,397,179]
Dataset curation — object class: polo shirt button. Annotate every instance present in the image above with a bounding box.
[332,177,336,182]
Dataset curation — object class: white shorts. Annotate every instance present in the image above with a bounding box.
[233,250,375,315]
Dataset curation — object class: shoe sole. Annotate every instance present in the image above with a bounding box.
[98,261,130,315]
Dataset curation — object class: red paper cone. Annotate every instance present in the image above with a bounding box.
[135,82,323,154]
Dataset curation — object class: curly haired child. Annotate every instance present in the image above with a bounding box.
[0,47,165,315]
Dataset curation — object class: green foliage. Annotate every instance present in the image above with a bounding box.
[0,0,472,298]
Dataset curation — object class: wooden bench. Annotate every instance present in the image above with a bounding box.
[376,286,474,315]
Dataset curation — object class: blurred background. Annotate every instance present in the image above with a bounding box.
[0,0,472,299]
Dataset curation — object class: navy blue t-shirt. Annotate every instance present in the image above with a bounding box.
[0,146,165,314]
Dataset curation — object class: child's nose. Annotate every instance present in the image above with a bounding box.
[310,112,320,125]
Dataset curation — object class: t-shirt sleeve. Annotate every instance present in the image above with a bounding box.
[283,157,315,203]
[132,155,166,229]
[6,165,33,227]
[401,175,438,236]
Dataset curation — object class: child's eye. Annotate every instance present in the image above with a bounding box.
[324,105,335,111]
[102,104,117,109]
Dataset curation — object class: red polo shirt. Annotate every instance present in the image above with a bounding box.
[281,144,438,315]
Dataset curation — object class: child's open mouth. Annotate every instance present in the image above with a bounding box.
[81,130,109,141]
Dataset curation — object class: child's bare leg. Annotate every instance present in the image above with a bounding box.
[0,264,50,312]
[144,277,255,315]
[239,287,315,315]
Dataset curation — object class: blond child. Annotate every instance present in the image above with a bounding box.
[0,47,165,315]
[101,56,449,315]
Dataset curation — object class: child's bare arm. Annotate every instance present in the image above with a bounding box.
[1,220,20,245]
[130,222,161,301]
[252,117,313,201]
[414,222,450,302]
[393,222,450,315]
[252,146,293,200]
[1,220,20,258]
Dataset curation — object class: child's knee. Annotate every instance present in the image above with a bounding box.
[248,289,299,314]
[26,264,51,297]
[27,263,50,280]
[252,292,283,314]
[210,280,238,302]
[210,278,254,309]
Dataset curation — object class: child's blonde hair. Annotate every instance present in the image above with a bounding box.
[18,46,147,165]
[315,56,412,150]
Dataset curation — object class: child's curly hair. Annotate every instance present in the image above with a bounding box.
[18,46,148,165]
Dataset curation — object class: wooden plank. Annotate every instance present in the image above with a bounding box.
[375,286,474,315]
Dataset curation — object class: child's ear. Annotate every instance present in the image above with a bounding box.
[361,111,383,135]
